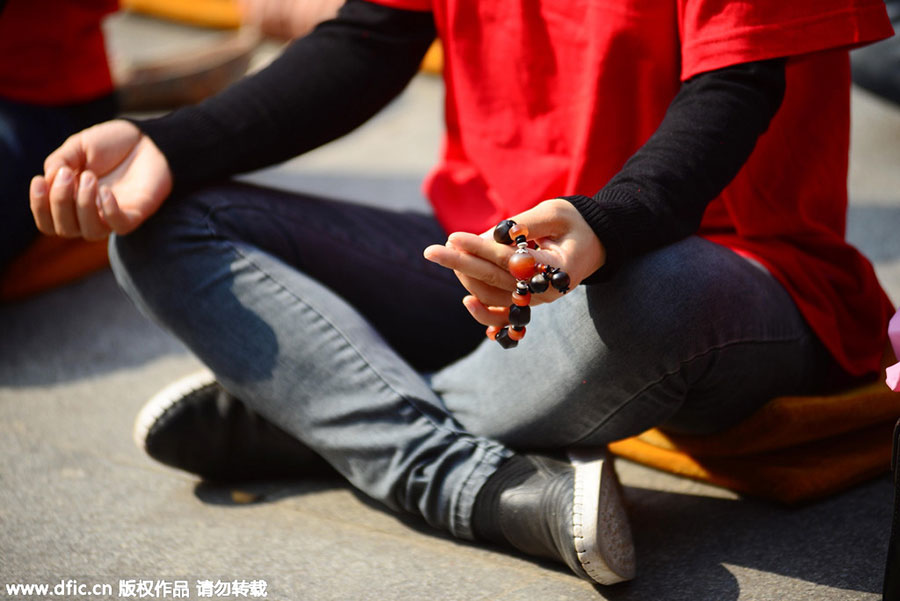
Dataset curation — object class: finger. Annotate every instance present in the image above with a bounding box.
[455,271,513,307]
[424,241,517,290]
[462,295,509,327]
[44,134,87,184]
[30,176,54,234]
[446,232,514,269]
[97,186,138,235]
[504,198,586,247]
[75,171,110,241]
[444,232,559,304]
[48,166,81,237]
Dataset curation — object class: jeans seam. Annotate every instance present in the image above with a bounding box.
[571,334,811,445]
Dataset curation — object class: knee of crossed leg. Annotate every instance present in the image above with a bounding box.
[108,194,217,322]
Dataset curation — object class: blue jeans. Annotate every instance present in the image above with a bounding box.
[109,182,832,539]
[0,94,117,272]
[0,95,116,273]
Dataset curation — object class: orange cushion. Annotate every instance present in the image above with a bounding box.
[609,374,900,504]
[0,236,109,302]
[120,0,242,29]
[421,41,443,74]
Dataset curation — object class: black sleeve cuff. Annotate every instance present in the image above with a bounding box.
[561,190,655,284]
[125,112,222,197]
[560,57,786,284]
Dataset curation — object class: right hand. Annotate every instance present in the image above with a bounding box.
[424,199,606,327]
[30,119,173,241]
[238,0,343,40]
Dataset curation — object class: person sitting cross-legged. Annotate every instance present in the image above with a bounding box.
[29,0,894,585]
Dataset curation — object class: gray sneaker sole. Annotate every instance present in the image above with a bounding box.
[132,368,217,452]
[569,449,636,585]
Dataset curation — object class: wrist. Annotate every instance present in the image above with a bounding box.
[548,197,607,280]
[559,194,624,283]
[138,133,174,200]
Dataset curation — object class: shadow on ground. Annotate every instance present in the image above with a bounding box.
[0,271,189,387]
[187,469,890,601]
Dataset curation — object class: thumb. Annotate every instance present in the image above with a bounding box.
[504,198,573,243]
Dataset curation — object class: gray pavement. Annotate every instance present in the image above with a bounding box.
[3,15,900,601]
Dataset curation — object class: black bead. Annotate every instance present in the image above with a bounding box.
[514,235,528,245]
[495,327,518,349]
[508,304,531,327]
[529,273,549,293]
[550,270,571,293]
[493,220,516,245]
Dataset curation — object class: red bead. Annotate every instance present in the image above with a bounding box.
[486,325,502,340]
[508,326,526,341]
[509,223,529,241]
[511,291,531,306]
[508,251,536,280]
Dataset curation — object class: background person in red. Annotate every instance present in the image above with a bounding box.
[0,0,118,273]
[28,0,894,585]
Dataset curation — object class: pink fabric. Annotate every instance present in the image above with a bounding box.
[887,311,900,391]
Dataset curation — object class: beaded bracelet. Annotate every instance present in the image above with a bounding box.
[486,219,571,349]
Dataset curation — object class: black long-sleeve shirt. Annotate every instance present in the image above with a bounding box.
[136,0,785,279]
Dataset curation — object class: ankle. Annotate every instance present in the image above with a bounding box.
[471,454,537,546]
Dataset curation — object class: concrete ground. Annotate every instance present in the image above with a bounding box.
[3,14,900,601]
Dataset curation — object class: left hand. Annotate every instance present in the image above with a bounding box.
[423,198,606,326]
